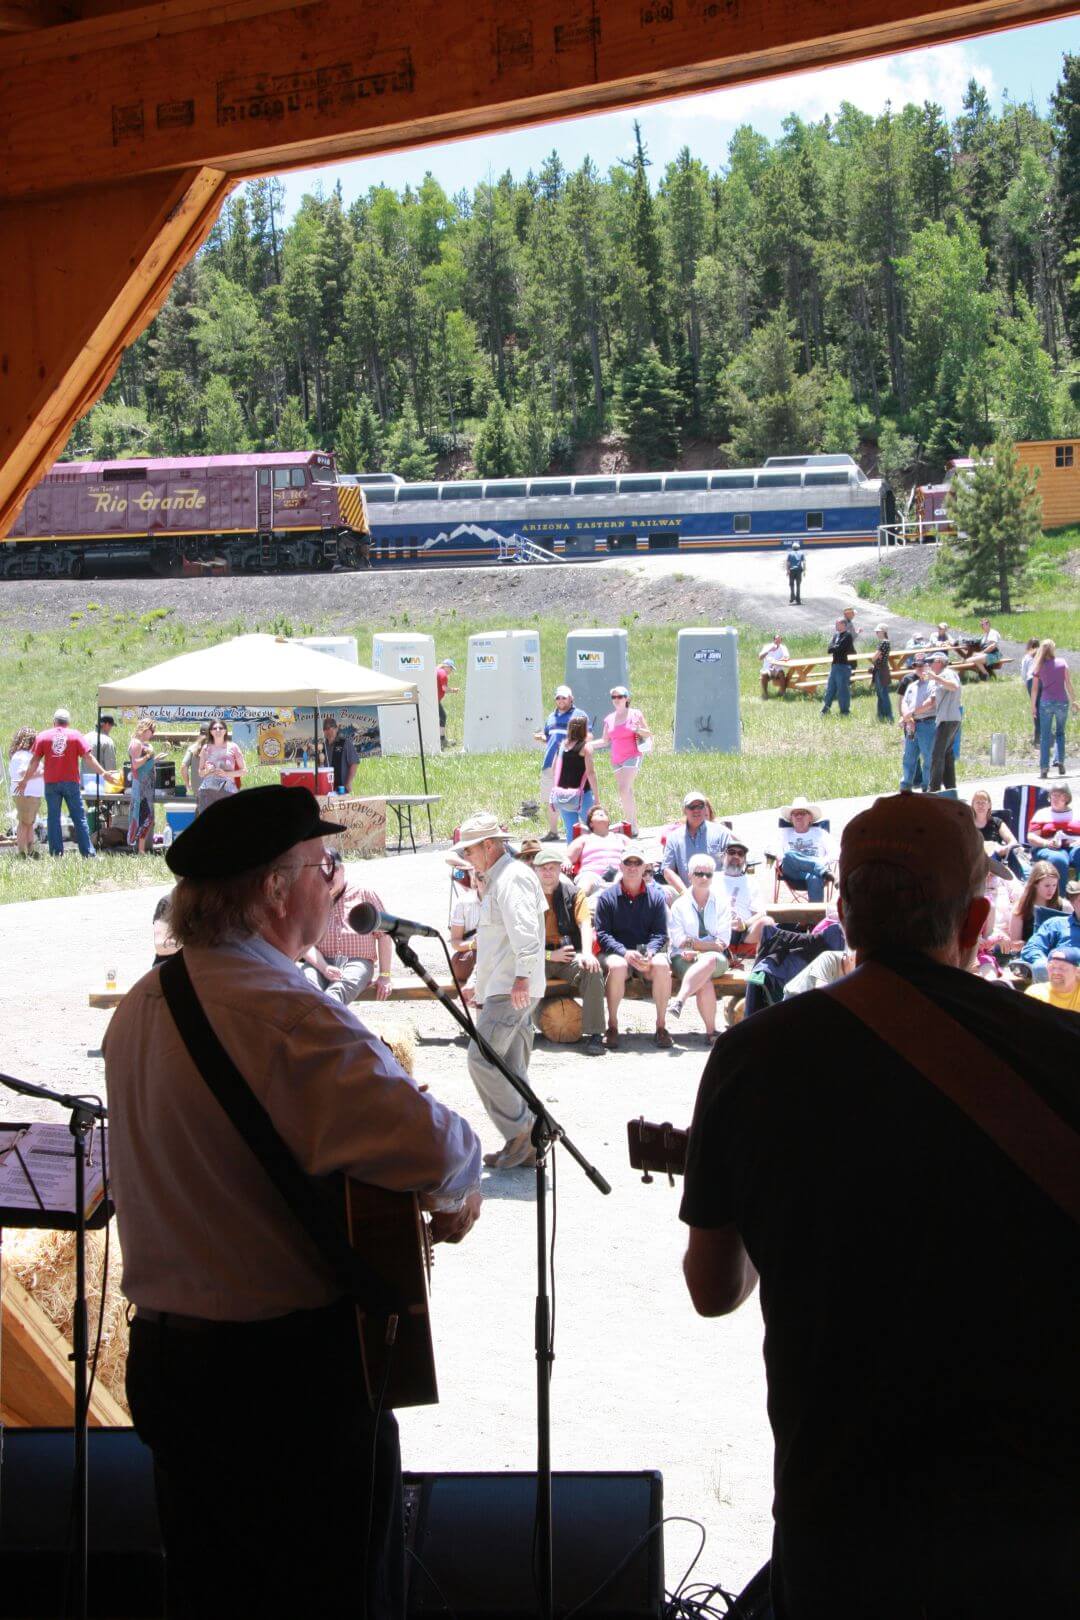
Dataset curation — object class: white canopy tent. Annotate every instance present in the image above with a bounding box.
[96,633,432,829]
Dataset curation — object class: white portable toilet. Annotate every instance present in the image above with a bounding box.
[371,632,441,757]
[463,631,543,753]
[673,628,741,753]
[564,628,630,734]
[299,635,358,664]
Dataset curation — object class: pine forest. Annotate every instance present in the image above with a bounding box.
[71,60,1080,495]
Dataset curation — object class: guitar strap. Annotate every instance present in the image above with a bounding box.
[158,951,398,1311]
[827,961,1080,1226]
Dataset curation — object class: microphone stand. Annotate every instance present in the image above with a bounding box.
[390,937,610,1620]
[0,1073,108,1620]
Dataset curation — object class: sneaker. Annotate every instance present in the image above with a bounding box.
[667,998,684,1021]
[604,1025,620,1050]
[540,831,561,843]
[654,1026,673,1049]
[483,1129,537,1170]
[583,1034,606,1056]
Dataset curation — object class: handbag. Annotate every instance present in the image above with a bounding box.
[550,743,584,810]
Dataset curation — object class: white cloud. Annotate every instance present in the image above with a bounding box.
[656,40,996,129]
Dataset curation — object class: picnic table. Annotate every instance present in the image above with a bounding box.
[777,652,877,694]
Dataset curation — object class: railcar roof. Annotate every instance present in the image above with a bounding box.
[44,452,333,477]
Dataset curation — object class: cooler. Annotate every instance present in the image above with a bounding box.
[280,767,335,794]
[165,803,197,837]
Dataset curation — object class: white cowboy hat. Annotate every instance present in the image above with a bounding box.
[782,795,821,822]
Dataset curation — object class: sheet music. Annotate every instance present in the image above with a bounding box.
[0,1123,107,1217]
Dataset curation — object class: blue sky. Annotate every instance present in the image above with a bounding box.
[279,18,1076,217]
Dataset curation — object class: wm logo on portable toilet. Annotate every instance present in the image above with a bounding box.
[398,653,425,672]
[576,650,605,669]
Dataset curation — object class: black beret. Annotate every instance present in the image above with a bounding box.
[166,785,345,879]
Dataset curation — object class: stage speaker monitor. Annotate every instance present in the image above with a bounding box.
[372,631,441,757]
[0,1427,164,1620]
[403,1469,664,1619]
[462,631,543,754]
[673,628,741,754]
[564,629,629,736]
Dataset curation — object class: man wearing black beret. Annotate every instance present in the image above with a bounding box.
[104,786,482,1619]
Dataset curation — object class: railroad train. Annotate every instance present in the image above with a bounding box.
[4,451,370,577]
[4,449,891,576]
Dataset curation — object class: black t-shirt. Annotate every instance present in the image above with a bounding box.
[977,814,1004,843]
[327,733,358,790]
[828,631,856,664]
[681,952,1080,1607]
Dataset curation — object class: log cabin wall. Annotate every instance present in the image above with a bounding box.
[1,0,1079,534]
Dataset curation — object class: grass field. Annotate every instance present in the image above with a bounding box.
[861,526,1080,648]
[0,602,1044,906]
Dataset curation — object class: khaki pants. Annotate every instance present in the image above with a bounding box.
[467,994,538,1142]
[544,957,606,1036]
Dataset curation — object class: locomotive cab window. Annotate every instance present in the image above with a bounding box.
[273,469,291,489]
[1056,445,1074,468]
[806,512,824,531]
[258,470,270,486]
[733,514,752,533]
[290,469,307,488]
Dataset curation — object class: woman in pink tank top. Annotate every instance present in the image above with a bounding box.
[599,686,651,836]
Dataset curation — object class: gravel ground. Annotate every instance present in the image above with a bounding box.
[0,766,1038,1601]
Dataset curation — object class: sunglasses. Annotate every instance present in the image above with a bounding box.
[690,869,712,878]
[685,801,705,811]
[622,858,644,868]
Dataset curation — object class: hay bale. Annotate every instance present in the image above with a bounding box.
[4,1224,130,1416]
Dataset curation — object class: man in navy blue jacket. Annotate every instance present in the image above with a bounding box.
[594,845,673,1049]
[1021,878,1080,980]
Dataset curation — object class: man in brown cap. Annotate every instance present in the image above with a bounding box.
[105,786,482,1620]
[680,792,1080,1619]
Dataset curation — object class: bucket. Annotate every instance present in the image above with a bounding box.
[990,733,1006,768]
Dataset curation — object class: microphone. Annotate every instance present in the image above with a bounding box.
[348,901,442,941]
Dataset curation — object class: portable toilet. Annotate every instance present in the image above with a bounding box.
[673,628,741,753]
[463,631,543,753]
[372,632,440,757]
[299,635,358,664]
[564,629,630,734]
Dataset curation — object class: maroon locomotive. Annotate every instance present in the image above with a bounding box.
[3,450,370,577]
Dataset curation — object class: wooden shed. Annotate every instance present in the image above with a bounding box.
[1016,439,1080,530]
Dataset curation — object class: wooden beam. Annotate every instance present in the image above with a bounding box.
[0,0,71,32]
[0,166,230,537]
[1,1267,129,1427]
[1,0,1078,202]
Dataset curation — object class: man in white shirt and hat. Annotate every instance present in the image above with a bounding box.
[453,810,547,1169]
[776,796,836,901]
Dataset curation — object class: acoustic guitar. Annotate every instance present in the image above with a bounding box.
[626,1117,689,1185]
[345,1179,438,1409]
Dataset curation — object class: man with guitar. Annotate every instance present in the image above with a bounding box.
[105,785,482,1620]
[679,793,1080,1618]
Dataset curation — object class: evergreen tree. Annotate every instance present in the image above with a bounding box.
[943,437,1041,612]
[627,123,669,356]
[474,394,518,477]
[86,400,156,460]
[514,387,553,475]
[990,293,1055,440]
[1051,54,1080,351]
[335,395,383,473]
[615,344,681,463]
[275,395,314,451]
[724,306,823,463]
[383,403,436,480]
[203,376,249,454]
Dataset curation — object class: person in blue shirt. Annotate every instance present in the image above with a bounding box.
[594,845,673,1048]
[786,544,805,604]
[662,791,731,895]
[533,685,588,841]
[1021,879,1080,980]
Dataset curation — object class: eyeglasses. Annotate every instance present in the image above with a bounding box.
[689,869,712,878]
[293,850,343,884]
[622,859,644,868]
[685,801,705,811]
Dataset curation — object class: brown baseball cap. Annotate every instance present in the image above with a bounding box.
[839,793,988,899]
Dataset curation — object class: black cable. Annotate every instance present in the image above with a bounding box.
[405,1546,460,1620]
[361,1327,396,1620]
[436,933,479,1039]
[562,1514,705,1620]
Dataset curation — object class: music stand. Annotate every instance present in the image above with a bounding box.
[1,1077,112,1620]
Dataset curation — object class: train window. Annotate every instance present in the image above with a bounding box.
[757,473,802,488]
[290,468,306,487]
[664,474,707,491]
[804,471,850,487]
[711,474,755,490]
[363,487,397,503]
[733,514,752,533]
[258,470,270,487]
[487,482,528,498]
[273,469,291,489]
[1056,445,1074,468]
[529,481,572,496]
[574,478,617,495]
[400,485,439,500]
[441,483,483,499]
[806,512,824,530]
[102,467,147,481]
[618,476,662,493]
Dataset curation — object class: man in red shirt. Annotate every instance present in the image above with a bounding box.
[16,707,117,857]
[436,658,458,747]
[300,870,394,1005]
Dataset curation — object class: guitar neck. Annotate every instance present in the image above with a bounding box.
[626,1117,688,1183]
